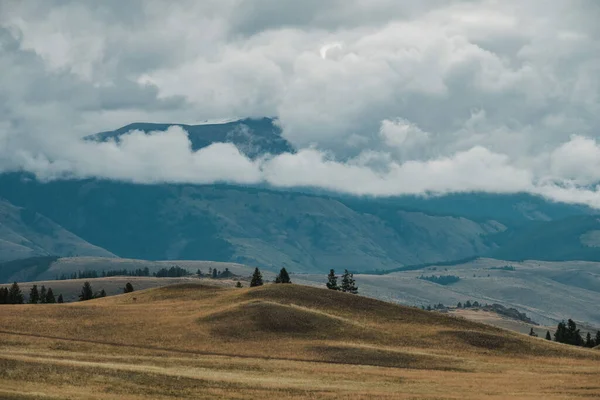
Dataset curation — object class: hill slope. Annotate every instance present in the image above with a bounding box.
[0,198,115,263]
[0,283,598,399]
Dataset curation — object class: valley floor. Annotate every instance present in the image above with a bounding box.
[1,283,599,399]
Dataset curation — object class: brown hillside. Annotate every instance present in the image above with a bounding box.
[1,283,599,399]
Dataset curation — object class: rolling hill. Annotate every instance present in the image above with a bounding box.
[0,283,598,399]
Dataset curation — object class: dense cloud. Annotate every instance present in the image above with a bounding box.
[0,1,600,206]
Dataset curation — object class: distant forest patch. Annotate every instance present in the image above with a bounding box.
[418,275,461,285]
[489,265,516,271]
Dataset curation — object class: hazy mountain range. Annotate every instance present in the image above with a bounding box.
[0,118,598,274]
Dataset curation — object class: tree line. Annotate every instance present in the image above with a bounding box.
[0,281,136,304]
[538,319,600,348]
[0,282,64,304]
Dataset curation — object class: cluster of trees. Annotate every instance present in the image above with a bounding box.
[422,303,447,311]
[456,300,481,308]
[542,319,600,348]
[28,285,63,304]
[418,275,460,285]
[0,283,25,304]
[57,266,190,280]
[0,283,64,304]
[154,266,190,277]
[326,269,358,294]
[489,265,516,271]
[78,282,106,301]
[246,267,291,287]
[202,267,235,279]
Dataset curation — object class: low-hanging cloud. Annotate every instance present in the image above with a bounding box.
[1,1,600,207]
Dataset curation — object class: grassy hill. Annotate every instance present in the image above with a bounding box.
[1,283,598,399]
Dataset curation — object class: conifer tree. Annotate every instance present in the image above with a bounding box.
[585,332,593,348]
[457,302,462,308]
[465,300,472,308]
[79,282,94,301]
[39,285,47,304]
[275,268,291,284]
[99,289,107,298]
[45,288,56,304]
[235,281,243,288]
[554,321,567,343]
[124,282,134,293]
[8,282,24,304]
[545,330,552,340]
[326,269,339,290]
[197,268,202,276]
[250,268,263,287]
[29,285,40,304]
[596,331,600,347]
[212,268,218,279]
[57,294,64,304]
[0,287,8,304]
[340,270,358,294]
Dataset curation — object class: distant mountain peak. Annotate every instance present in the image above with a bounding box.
[87,117,293,159]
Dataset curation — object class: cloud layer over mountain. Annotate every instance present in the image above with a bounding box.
[1,1,600,205]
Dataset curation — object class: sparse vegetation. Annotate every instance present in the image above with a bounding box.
[490,265,516,271]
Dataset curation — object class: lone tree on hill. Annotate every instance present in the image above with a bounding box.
[235,281,243,288]
[29,285,40,304]
[57,294,64,304]
[79,282,94,301]
[326,269,339,291]
[340,270,358,294]
[545,331,552,340]
[250,268,263,287]
[39,285,47,304]
[275,268,291,283]
[45,288,56,304]
[124,282,134,293]
[99,289,107,298]
[8,282,24,304]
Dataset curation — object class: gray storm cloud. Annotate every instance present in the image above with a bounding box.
[0,0,600,206]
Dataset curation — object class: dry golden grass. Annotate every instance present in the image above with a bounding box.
[1,283,599,399]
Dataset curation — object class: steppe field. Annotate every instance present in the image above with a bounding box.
[1,283,599,399]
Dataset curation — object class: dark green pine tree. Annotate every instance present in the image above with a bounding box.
[275,268,291,284]
[29,285,40,304]
[57,294,64,304]
[197,268,202,276]
[39,285,47,304]
[457,302,462,308]
[124,282,134,293]
[566,319,583,346]
[595,331,600,347]
[585,332,593,348]
[0,287,8,304]
[340,270,358,294]
[45,288,56,304]
[79,282,94,301]
[99,289,107,298]
[8,282,24,304]
[250,268,263,287]
[326,269,339,290]
[235,281,243,288]
[545,330,552,341]
[212,268,218,279]
[554,321,567,343]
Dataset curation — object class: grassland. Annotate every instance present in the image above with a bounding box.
[1,283,599,399]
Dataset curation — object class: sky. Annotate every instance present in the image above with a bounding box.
[1,1,600,206]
